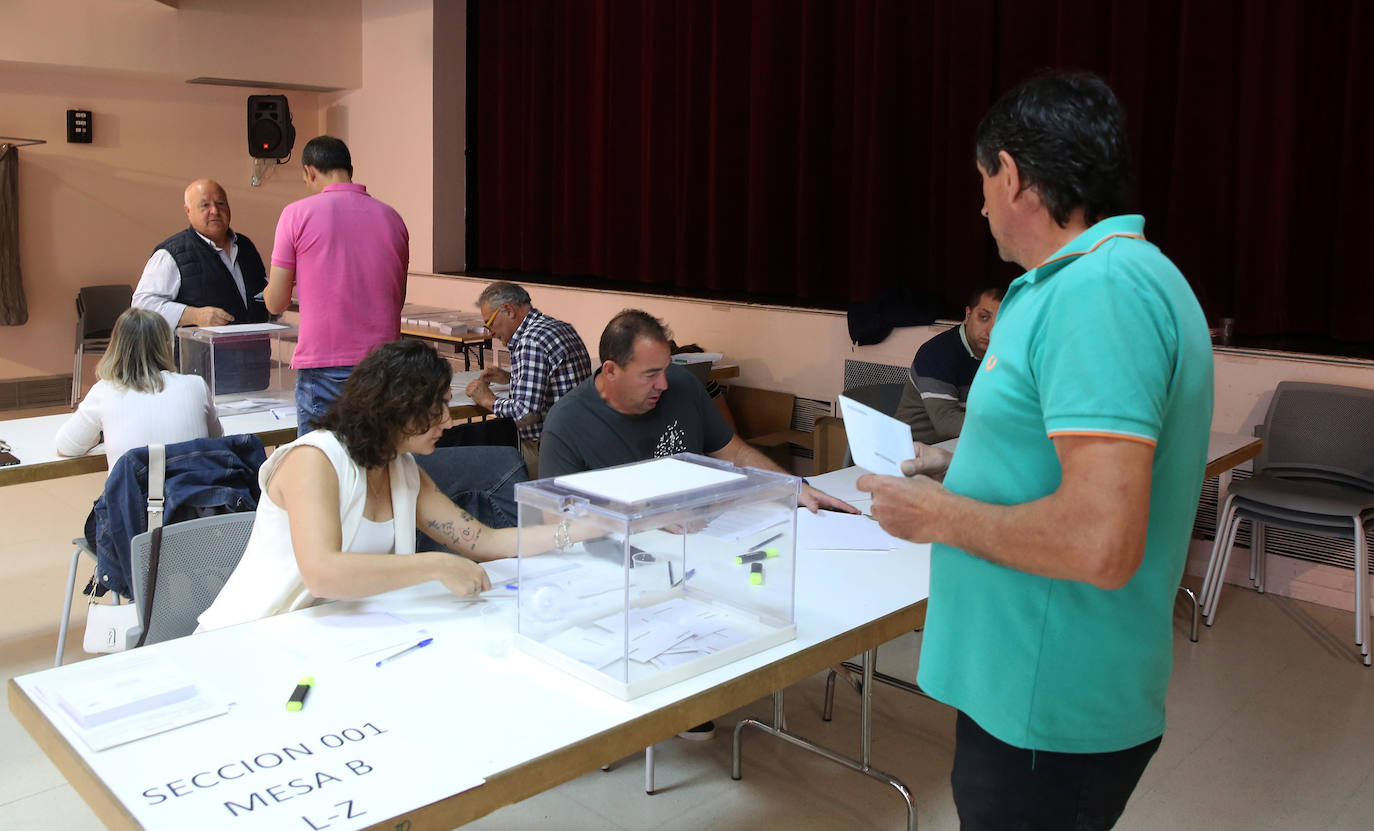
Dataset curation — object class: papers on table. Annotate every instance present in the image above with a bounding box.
[837,394,914,476]
[815,478,868,505]
[298,607,432,663]
[40,654,229,751]
[482,554,582,587]
[215,398,284,412]
[200,323,287,334]
[699,503,792,543]
[671,351,722,364]
[541,597,751,671]
[796,508,900,550]
[601,598,743,670]
[555,457,745,503]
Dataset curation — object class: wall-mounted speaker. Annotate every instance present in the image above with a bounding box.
[247,94,295,159]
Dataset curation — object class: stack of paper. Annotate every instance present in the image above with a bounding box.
[598,598,748,670]
[796,508,901,550]
[555,457,745,503]
[42,655,229,751]
[699,504,792,543]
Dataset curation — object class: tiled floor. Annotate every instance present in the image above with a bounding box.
[4,465,1374,830]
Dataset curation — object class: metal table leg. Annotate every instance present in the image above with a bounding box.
[823,651,929,723]
[645,745,655,794]
[1177,585,1200,642]
[732,649,917,831]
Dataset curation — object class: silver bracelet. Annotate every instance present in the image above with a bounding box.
[555,518,572,551]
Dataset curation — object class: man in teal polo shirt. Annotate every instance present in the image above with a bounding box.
[859,72,1213,829]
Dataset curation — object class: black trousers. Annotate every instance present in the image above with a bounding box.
[951,711,1161,831]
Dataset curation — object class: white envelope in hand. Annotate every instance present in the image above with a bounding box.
[837,394,914,476]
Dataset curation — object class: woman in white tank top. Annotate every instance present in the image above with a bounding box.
[199,340,595,631]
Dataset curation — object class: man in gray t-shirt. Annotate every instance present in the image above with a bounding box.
[540,309,855,514]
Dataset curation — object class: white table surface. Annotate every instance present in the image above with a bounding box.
[10,466,930,831]
[0,377,485,486]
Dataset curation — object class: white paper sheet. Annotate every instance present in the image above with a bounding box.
[40,655,230,751]
[215,398,283,412]
[200,323,287,334]
[837,394,914,476]
[543,626,624,669]
[796,508,899,550]
[699,504,792,542]
[284,606,431,662]
[555,457,744,503]
[483,555,583,587]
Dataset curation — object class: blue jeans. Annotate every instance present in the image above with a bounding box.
[294,366,354,438]
[414,445,528,551]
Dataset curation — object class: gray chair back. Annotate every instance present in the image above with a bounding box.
[1256,382,1374,489]
[127,512,256,647]
[76,284,133,340]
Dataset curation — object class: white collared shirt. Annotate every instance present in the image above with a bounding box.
[132,230,248,329]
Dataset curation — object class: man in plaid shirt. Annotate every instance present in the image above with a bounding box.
[466,281,593,477]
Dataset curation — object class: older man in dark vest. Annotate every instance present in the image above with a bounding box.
[133,179,271,395]
[133,179,269,329]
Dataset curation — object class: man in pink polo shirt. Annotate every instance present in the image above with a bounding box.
[264,135,409,436]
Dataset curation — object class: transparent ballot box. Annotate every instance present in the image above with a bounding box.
[513,453,799,699]
[177,323,298,414]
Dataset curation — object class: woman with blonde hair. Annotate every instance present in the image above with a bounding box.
[56,307,222,463]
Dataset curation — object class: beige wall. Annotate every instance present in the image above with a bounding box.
[0,0,361,89]
[0,0,371,381]
[408,275,1374,416]
[320,0,435,272]
[0,64,322,379]
[406,273,940,402]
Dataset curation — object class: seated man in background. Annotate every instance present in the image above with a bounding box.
[541,309,855,510]
[892,284,1003,443]
[540,308,857,740]
[465,281,593,478]
[133,179,269,330]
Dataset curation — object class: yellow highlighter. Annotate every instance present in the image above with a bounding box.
[735,548,779,565]
[286,676,313,712]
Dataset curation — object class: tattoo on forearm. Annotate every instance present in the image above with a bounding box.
[426,517,482,551]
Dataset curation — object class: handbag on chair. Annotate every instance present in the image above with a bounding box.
[82,445,169,654]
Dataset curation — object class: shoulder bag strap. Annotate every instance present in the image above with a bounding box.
[136,445,167,648]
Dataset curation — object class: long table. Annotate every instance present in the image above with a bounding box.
[2,366,741,488]
[399,323,491,370]
[0,391,488,488]
[9,467,929,831]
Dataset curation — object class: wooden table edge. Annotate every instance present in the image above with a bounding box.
[8,678,145,830]
[1204,437,1263,480]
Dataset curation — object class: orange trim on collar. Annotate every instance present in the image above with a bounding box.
[1035,232,1146,270]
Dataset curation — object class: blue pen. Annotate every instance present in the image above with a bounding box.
[504,583,518,590]
[375,637,434,667]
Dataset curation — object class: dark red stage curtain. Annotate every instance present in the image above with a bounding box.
[468,0,1373,342]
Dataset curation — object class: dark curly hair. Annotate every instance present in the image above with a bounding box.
[975,71,1131,227]
[312,340,451,469]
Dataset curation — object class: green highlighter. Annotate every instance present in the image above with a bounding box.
[735,548,779,565]
[286,676,314,712]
